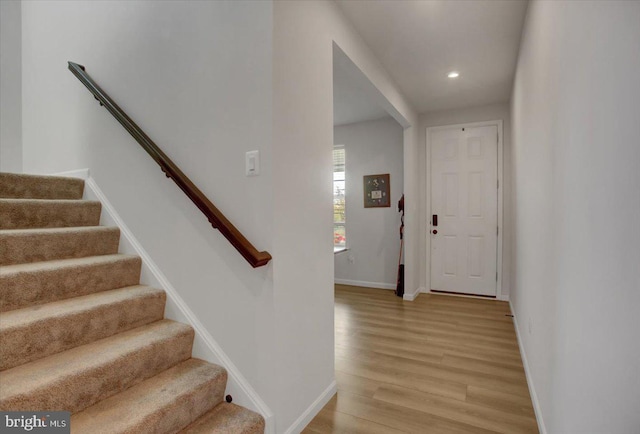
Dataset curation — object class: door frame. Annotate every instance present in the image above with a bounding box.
[425,120,505,300]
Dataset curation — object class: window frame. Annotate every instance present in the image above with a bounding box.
[333,145,347,252]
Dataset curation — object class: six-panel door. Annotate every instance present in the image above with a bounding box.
[430,125,498,296]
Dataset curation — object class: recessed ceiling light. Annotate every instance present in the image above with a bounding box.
[448,71,460,78]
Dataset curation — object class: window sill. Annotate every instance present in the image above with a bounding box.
[334,247,349,254]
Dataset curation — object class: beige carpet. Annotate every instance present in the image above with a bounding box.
[0,172,265,434]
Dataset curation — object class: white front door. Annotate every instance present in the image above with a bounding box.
[430,125,498,296]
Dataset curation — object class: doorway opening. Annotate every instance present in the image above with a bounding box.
[332,45,406,295]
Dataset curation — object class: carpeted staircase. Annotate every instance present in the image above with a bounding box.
[0,172,265,434]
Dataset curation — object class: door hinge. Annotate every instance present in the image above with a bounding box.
[497,226,499,235]
[496,271,498,281]
[497,179,499,189]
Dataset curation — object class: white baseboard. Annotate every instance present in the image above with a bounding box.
[403,286,423,301]
[334,279,421,302]
[284,380,337,434]
[426,288,508,302]
[509,301,546,434]
[334,278,395,290]
[58,169,275,434]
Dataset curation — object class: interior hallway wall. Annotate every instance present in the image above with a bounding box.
[20,0,276,422]
[510,1,640,432]
[0,0,22,172]
[334,116,404,289]
[273,1,418,430]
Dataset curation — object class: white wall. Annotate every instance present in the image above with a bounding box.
[273,1,418,431]
[21,0,277,422]
[510,1,640,432]
[334,117,404,289]
[419,103,511,298]
[0,0,22,172]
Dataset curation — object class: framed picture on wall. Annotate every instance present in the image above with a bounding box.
[363,174,390,208]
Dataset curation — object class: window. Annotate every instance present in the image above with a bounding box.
[333,146,346,251]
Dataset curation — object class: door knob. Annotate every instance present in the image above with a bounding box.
[432,230,438,234]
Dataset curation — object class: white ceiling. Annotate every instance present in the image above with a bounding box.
[335,0,529,114]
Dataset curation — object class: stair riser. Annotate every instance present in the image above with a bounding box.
[0,257,142,312]
[0,288,166,370]
[0,228,120,265]
[72,362,228,434]
[0,173,84,200]
[0,325,195,413]
[122,374,227,434]
[181,403,266,434]
[0,200,101,229]
[71,360,228,434]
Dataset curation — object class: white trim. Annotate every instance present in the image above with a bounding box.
[427,290,504,302]
[403,286,423,301]
[425,120,504,300]
[56,169,275,434]
[334,278,396,290]
[510,301,546,434]
[333,280,423,301]
[284,380,337,434]
[497,120,504,300]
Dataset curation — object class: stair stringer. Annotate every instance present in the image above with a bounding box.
[55,168,275,434]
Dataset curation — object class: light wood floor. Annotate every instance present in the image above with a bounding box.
[303,284,538,434]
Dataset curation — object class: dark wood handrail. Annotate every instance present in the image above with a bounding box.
[68,61,271,268]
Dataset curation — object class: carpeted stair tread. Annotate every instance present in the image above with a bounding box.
[0,172,265,433]
[0,285,166,370]
[71,358,227,434]
[0,319,194,413]
[0,254,141,312]
[0,173,84,200]
[0,198,101,229]
[0,226,120,265]
[181,403,266,434]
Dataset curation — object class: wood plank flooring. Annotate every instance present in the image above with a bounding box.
[303,285,538,434]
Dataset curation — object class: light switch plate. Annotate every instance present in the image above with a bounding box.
[245,150,260,176]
